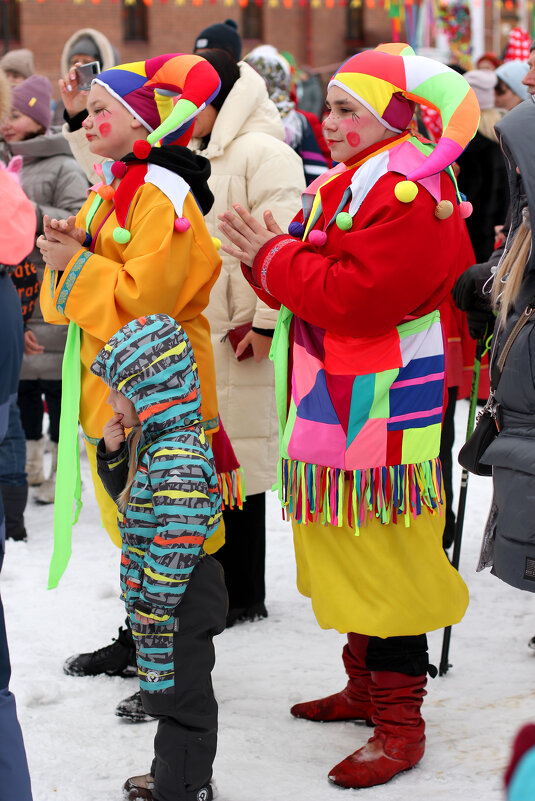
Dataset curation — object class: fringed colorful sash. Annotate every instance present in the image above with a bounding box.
[270,308,445,530]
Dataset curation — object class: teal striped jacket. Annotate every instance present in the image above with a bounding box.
[93,314,222,623]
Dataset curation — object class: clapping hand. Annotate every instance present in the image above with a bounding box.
[217,205,282,267]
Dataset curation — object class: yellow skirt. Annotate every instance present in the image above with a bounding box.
[292,505,468,638]
[84,440,225,554]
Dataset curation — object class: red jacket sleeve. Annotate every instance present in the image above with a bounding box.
[252,171,471,339]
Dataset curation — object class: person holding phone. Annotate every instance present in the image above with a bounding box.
[54,27,119,174]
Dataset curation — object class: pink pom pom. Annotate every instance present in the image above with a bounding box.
[174,217,191,233]
[111,161,127,179]
[308,229,327,247]
[459,200,473,219]
[133,140,151,159]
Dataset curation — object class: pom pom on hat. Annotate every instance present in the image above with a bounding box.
[194,19,242,63]
[458,200,473,219]
[12,75,52,131]
[98,184,115,200]
[113,227,131,244]
[133,140,151,159]
[434,200,454,219]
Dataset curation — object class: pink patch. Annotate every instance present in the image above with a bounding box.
[291,343,324,404]
[345,418,387,470]
[288,417,347,467]
[98,122,112,137]
[346,131,361,148]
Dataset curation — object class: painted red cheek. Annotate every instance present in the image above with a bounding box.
[346,131,361,147]
[98,123,112,137]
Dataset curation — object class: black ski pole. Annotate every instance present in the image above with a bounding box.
[439,337,485,677]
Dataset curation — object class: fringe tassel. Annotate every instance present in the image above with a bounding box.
[217,467,245,511]
[279,459,443,530]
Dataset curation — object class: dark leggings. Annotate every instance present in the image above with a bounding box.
[17,379,61,443]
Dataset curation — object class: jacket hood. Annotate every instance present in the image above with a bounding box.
[494,100,535,307]
[190,61,283,158]
[7,130,74,163]
[90,314,202,442]
[60,28,119,76]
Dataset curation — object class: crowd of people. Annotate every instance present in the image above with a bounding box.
[1,18,535,801]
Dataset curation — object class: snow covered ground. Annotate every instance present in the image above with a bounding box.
[3,399,534,801]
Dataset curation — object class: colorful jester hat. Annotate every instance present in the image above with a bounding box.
[329,43,480,213]
[93,53,221,151]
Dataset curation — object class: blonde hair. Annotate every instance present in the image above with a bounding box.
[492,209,532,328]
[118,425,142,513]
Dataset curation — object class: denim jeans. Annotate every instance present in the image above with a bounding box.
[0,399,27,487]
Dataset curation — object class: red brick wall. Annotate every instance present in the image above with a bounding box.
[15,0,394,100]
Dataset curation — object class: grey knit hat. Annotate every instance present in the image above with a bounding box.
[0,49,34,80]
[68,35,101,64]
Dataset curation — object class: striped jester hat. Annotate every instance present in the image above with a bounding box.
[329,43,480,181]
[93,53,221,148]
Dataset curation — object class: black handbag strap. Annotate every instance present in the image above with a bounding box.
[489,305,535,390]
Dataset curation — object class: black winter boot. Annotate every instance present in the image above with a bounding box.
[0,483,28,541]
[63,625,137,677]
[116,690,155,723]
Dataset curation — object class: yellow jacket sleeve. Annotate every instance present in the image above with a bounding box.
[41,186,220,343]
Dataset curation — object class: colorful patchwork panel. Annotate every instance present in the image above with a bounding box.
[286,310,443,471]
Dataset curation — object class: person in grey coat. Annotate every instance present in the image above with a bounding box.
[0,74,88,505]
[475,100,535,592]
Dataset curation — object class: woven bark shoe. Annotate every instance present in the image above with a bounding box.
[290,688,374,724]
[115,691,155,723]
[328,671,426,789]
[123,773,154,801]
[63,627,137,677]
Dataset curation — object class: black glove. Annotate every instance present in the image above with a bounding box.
[452,263,483,311]
[466,301,495,341]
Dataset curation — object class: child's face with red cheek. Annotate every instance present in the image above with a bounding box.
[323,86,391,164]
[83,83,146,161]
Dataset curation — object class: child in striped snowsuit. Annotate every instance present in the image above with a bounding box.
[92,313,227,801]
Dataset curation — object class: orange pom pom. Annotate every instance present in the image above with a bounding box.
[98,185,115,200]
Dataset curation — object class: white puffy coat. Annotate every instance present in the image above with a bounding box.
[190,63,306,495]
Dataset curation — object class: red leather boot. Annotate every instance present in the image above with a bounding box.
[290,633,374,724]
[328,670,426,788]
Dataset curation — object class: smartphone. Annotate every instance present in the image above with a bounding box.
[75,61,101,91]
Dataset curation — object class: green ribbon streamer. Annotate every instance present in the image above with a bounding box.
[48,320,83,589]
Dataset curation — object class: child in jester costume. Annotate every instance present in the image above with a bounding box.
[219,43,479,789]
[37,54,225,590]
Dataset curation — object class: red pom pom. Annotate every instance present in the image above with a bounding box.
[174,217,191,233]
[133,140,151,159]
[308,229,327,247]
[459,200,473,219]
[98,185,115,200]
[111,160,127,179]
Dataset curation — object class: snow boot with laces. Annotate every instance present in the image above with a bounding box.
[328,670,427,788]
[63,625,137,677]
[290,633,374,725]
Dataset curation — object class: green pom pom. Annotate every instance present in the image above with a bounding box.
[336,212,353,231]
[113,227,131,244]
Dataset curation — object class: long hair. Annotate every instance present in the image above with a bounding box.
[118,425,142,513]
[492,208,532,328]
